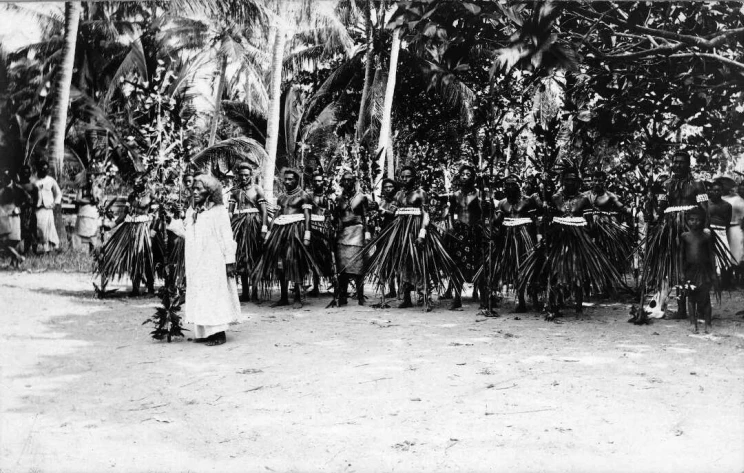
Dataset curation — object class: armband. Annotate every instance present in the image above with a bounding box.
[261,225,268,233]
[657,194,667,202]
[304,230,311,240]
[364,231,371,241]
[257,198,267,205]
[301,204,313,210]
[418,228,427,239]
[696,194,708,203]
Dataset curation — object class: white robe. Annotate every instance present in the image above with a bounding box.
[723,194,744,264]
[170,204,240,338]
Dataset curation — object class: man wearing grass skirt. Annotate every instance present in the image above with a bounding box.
[229,162,268,302]
[362,165,462,312]
[252,168,330,308]
[632,150,714,323]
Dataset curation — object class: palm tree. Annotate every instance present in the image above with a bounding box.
[375,26,401,187]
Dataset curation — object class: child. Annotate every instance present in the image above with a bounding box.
[680,207,717,333]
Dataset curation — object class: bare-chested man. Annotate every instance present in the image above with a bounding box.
[253,169,322,308]
[17,165,37,254]
[333,172,372,305]
[229,162,268,302]
[442,165,485,310]
[491,175,541,312]
[708,180,735,279]
[308,171,333,296]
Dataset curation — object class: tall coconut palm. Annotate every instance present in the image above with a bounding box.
[375,26,401,188]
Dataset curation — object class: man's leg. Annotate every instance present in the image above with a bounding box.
[240,273,250,302]
[271,276,290,307]
[399,282,413,308]
[308,273,320,297]
[338,273,349,306]
[292,284,303,309]
[449,282,463,310]
[355,276,365,305]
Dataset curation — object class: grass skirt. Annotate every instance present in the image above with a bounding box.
[586,212,634,274]
[251,219,330,284]
[167,232,185,285]
[476,219,535,289]
[97,220,154,284]
[231,211,263,270]
[443,221,483,283]
[519,217,622,298]
[360,213,464,293]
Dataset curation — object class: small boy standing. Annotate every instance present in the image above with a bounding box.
[680,207,718,333]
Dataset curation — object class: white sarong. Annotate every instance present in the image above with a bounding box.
[35,208,59,247]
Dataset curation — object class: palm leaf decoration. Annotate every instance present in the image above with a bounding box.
[190,137,266,177]
[222,100,267,144]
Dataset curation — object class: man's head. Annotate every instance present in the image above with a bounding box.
[0,170,11,187]
[236,162,252,187]
[686,206,705,230]
[20,165,32,182]
[183,172,194,189]
[592,170,607,193]
[504,175,522,199]
[133,175,147,193]
[192,174,223,207]
[400,166,416,190]
[340,172,356,194]
[671,151,691,179]
[36,160,49,178]
[382,178,397,199]
[709,181,724,202]
[561,167,581,195]
[458,165,476,188]
[283,168,300,192]
[311,172,325,193]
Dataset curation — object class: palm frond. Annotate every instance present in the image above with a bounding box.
[191,137,267,176]
[103,36,148,109]
[222,100,268,143]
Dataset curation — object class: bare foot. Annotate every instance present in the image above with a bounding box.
[398,300,413,309]
[271,299,290,308]
[292,299,304,309]
[205,332,226,346]
[449,299,462,311]
[514,304,527,313]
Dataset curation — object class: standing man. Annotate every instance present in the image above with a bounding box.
[363,166,462,311]
[74,171,102,253]
[373,178,399,298]
[34,160,62,253]
[333,172,372,306]
[442,164,485,310]
[253,168,327,308]
[17,165,37,254]
[487,175,542,312]
[722,180,744,273]
[0,170,24,265]
[308,170,333,296]
[229,162,268,302]
[634,150,711,323]
[708,180,735,280]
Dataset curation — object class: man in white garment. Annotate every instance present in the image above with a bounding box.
[722,181,744,268]
[34,160,62,253]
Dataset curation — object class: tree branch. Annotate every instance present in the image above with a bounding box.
[604,42,685,60]
[668,52,744,72]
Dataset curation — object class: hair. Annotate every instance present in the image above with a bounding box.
[341,170,356,181]
[504,174,522,184]
[562,167,580,179]
[36,160,48,168]
[711,180,723,189]
[400,165,417,177]
[459,164,476,176]
[382,178,398,189]
[236,161,252,172]
[194,174,224,205]
[283,168,301,181]
[686,206,705,219]
[593,170,607,179]
[673,150,691,161]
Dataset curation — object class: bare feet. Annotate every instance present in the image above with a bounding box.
[205,332,226,346]
[398,299,413,309]
[449,298,462,311]
[292,299,304,309]
[514,304,527,313]
[271,299,290,308]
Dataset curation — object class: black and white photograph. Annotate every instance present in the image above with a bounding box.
[1,1,743,471]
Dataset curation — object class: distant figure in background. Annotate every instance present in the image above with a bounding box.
[34,160,62,253]
[74,171,102,253]
[17,165,37,254]
[722,181,744,271]
[0,170,25,266]
[707,180,735,282]
[168,174,240,346]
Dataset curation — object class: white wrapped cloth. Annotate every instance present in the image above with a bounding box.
[169,204,240,338]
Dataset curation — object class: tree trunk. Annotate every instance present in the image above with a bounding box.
[50,1,81,179]
[374,27,401,195]
[355,0,375,143]
[50,1,81,249]
[208,53,228,147]
[263,25,287,200]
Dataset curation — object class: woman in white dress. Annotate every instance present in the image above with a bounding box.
[169,174,240,346]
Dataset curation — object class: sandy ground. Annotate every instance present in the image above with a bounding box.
[1,271,743,473]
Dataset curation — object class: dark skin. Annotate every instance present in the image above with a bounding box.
[119,178,156,295]
[378,181,398,298]
[230,168,268,302]
[708,183,732,228]
[495,180,542,312]
[308,175,331,296]
[17,166,36,253]
[441,168,482,310]
[269,172,312,308]
[396,169,431,310]
[681,213,715,333]
[333,173,371,306]
[584,175,631,222]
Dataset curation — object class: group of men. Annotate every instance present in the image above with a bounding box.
[63,149,744,329]
[0,161,68,265]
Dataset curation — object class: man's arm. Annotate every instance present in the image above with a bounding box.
[51,178,62,205]
[256,187,268,236]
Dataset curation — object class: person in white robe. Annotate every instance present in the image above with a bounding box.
[168,174,240,346]
[723,181,744,266]
[34,160,62,253]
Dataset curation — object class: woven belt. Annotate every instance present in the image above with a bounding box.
[125,215,152,223]
[664,205,696,214]
[396,207,421,216]
[553,216,587,227]
[584,210,618,216]
[503,217,532,227]
[710,224,727,231]
[311,214,326,223]
[235,208,259,214]
[273,214,305,226]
